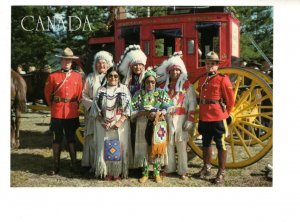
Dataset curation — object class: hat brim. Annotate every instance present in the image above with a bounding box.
[55,55,79,59]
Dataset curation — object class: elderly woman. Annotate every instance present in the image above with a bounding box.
[91,66,131,180]
[131,69,173,183]
[81,51,114,172]
[156,53,197,180]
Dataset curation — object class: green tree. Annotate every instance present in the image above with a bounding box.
[233,6,273,63]
[126,6,167,18]
[11,6,56,70]
[11,6,109,71]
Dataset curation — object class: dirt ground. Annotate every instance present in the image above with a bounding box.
[11,111,273,187]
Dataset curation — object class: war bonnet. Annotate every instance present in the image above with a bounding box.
[156,51,188,92]
[117,44,147,85]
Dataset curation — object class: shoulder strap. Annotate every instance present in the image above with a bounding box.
[52,71,71,96]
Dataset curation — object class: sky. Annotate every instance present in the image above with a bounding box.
[1,0,300,222]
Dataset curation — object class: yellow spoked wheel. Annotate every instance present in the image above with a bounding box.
[189,67,273,168]
[242,67,273,85]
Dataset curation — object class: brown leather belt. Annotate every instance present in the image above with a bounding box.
[53,96,77,103]
[199,98,220,104]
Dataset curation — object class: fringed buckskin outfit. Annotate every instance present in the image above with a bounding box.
[156,52,197,179]
[91,83,131,179]
[164,80,197,177]
[81,51,113,170]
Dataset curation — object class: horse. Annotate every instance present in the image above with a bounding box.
[11,69,27,149]
[22,69,50,104]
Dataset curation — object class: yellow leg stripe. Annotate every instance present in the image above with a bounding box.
[221,133,226,150]
[221,119,228,150]
[223,119,228,137]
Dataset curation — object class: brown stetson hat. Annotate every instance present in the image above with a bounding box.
[205,51,222,62]
[55,47,79,59]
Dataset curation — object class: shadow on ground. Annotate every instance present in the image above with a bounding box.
[11,152,86,179]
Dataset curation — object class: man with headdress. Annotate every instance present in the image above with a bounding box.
[156,52,197,180]
[196,51,234,184]
[81,51,114,172]
[117,44,147,169]
[44,47,83,175]
[117,44,147,96]
[131,69,173,183]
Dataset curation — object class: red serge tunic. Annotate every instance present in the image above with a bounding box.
[197,72,234,122]
[44,70,83,119]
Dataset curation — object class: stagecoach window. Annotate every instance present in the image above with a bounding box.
[196,22,221,30]
[120,26,140,37]
[153,29,182,57]
[152,29,182,38]
[187,39,195,54]
[121,26,140,48]
[196,22,220,66]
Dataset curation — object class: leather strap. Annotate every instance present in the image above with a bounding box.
[199,98,220,104]
[53,96,77,103]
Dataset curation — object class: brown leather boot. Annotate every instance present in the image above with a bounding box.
[68,143,77,172]
[213,149,227,184]
[198,146,212,179]
[51,143,61,175]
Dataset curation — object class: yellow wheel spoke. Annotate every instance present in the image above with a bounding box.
[235,94,270,115]
[237,112,273,120]
[233,75,242,100]
[228,128,236,163]
[236,124,264,147]
[232,126,252,158]
[234,85,255,110]
[239,120,270,133]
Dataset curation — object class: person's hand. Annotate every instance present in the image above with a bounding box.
[147,112,156,121]
[183,120,194,131]
[101,122,110,130]
[111,120,122,130]
[96,115,102,122]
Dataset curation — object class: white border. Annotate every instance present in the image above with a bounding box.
[2,1,300,222]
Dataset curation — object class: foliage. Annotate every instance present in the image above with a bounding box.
[11,6,108,71]
[233,6,273,63]
[126,6,168,18]
[11,6,56,70]
[11,6,273,72]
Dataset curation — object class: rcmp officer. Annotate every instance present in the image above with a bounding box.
[197,51,234,184]
[44,47,83,175]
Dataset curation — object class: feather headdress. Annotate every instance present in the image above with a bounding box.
[117,44,147,85]
[156,51,188,92]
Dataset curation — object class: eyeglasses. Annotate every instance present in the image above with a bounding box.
[145,80,156,84]
[108,75,119,79]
